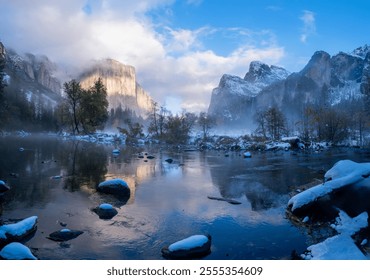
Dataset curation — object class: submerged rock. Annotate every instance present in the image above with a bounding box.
[92,203,118,219]
[96,178,130,197]
[161,234,212,259]
[47,228,84,242]
[0,242,37,260]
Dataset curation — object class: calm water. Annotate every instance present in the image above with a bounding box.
[0,135,369,260]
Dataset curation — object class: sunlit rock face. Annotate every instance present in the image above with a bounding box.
[79,59,153,118]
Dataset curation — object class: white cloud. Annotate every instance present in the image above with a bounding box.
[299,10,316,43]
[0,0,285,113]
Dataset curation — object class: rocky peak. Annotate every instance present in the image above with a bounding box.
[330,52,364,86]
[5,48,61,94]
[244,61,289,85]
[301,51,331,88]
[352,44,370,59]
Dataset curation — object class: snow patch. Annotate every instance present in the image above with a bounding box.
[168,235,209,252]
[0,216,38,240]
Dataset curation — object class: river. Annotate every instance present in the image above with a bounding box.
[0,134,369,260]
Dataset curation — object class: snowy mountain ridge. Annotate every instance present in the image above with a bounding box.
[208,45,370,127]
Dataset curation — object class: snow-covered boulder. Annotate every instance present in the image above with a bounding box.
[243,151,252,158]
[161,234,211,259]
[0,242,37,260]
[0,216,38,244]
[92,203,118,219]
[0,180,10,194]
[47,228,84,242]
[287,160,370,214]
[96,178,130,197]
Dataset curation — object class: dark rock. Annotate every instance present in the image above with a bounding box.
[92,203,118,219]
[165,158,173,164]
[0,180,10,194]
[47,229,84,242]
[96,178,130,197]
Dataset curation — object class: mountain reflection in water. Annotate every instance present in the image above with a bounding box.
[0,135,369,260]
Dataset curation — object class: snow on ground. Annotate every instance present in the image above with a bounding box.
[168,235,209,252]
[303,234,367,260]
[302,211,368,260]
[331,210,368,236]
[288,160,370,212]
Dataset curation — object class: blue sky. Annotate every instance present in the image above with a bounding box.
[0,0,369,113]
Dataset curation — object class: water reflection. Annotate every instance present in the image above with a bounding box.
[0,136,369,259]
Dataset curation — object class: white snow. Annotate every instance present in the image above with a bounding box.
[0,216,38,240]
[331,210,368,236]
[2,74,10,85]
[0,242,37,260]
[98,178,128,188]
[302,211,368,260]
[303,234,367,260]
[288,160,370,212]
[168,235,209,252]
[265,141,291,151]
[99,203,114,210]
[329,81,362,106]
[243,151,252,158]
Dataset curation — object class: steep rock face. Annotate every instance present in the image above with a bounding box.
[6,49,61,94]
[0,42,5,65]
[208,61,289,125]
[360,52,370,97]
[79,59,152,118]
[208,45,370,127]
[1,44,62,107]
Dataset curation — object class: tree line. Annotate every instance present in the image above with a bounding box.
[253,98,369,146]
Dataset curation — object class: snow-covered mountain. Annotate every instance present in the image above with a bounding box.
[79,59,153,118]
[2,46,62,107]
[208,61,289,126]
[208,45,370,127]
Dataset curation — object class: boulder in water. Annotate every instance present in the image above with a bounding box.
[92,203,118,219]
[96,178,130,197]
[0,242,37,260]
[47,228,84,242]
[161,234,211,259]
